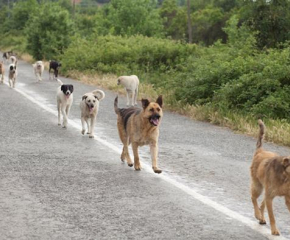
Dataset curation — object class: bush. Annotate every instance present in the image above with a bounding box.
[25,2,73,60]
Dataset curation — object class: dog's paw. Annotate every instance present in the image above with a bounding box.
[154,169,162,174]
[134,165,141,171]
[153,167,162,174]
[89,135,94,138]
[58,123,61,126]
[128,163,133,167]
[62,125,67,129]
[271,229,280,236]
[81,130,85,135]
[259,219,266,225]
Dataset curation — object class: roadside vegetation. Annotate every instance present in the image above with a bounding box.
[1,0,290,146]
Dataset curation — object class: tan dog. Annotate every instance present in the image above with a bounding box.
[0,61,4,84]
[80,89,105,138]
[250,119,290,235]
[114,95,163,174]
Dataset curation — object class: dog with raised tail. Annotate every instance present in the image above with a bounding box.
[80,89,105,138]
[56,79,74,128]
[117,75,139,106]
[114,95,163,173]
[9,55,17,65]
[250,119,290,235]
[32,61,44,82]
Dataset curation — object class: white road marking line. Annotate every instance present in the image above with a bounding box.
[4,82,288,240]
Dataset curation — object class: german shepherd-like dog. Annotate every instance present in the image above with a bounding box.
[114,95,163,174]
[250,119,290,235]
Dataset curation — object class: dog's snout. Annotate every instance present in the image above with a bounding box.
[152,113,160,119]
[90,104,94,108]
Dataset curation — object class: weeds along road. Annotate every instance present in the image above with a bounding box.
[0,58,289,240]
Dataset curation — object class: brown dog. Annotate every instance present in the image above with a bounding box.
[250,119,290,235]
[0,61,4,84]
[114,95,163,174]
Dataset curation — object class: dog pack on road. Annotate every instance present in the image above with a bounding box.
[0,52,289,237]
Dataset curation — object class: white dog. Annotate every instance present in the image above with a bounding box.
[32,61,44,82]
[117,75,139,106]
[9,55,17,65]
[8,64,17,88]
[80,89,105,138]
[56,79,74,128]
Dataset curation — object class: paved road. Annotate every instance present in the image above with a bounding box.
[0,58,289,239]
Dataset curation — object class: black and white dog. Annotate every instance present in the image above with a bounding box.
[49,60,62,80]
[3,51,13,63]
[56,79,74,128]
[8,64,17,88]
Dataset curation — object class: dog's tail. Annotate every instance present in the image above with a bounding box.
[57,78,63,85]
[114,96,119,114]
[92,89,105,101]
[256,119,265,149]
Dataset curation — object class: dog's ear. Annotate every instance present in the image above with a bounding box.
[82,95,87,101]
[141,99,150,109]
[94,95,99,100]
[156,95,163,108]
[69,85,74,93]
[61,85,65,92]
[283,157,290,167]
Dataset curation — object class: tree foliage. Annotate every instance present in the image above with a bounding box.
[25,3,73,60]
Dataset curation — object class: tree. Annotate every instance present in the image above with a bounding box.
[241,0,290,49]
[25,2,73,60]
[160,0,187,40]
[101,0,164,37]
[187,0,192,43]
[10,0,39,31]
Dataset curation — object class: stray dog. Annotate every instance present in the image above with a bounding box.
[0,61,4,84]
[56,79,74,128]
[80,89,105,138]
[250,119,290,235]
[8,64,17,88]
[114,95,163,173]
[49,60,61,80]
[117,75,139,106]
[9,55,17,65]
[2,51,13,62]
[32,61,44,81]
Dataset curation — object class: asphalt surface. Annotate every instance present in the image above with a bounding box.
[0,58,289,240]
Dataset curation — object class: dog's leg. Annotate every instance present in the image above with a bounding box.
[89,117,95,138]
[285,196,290,212]
[134,88,138,106]
[266,196,280,235]
[81,117,86,135]
[57,102,61,125]
[259,198,266,224]
[86,119,90,134]
[150,142,162,174]
[126,90,130,106]
[12,78,15,88]
[251,180,263,222]
[131,92,135,106]
[61,106,67,128]
[132,142,141,170]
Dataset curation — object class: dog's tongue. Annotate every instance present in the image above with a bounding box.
[66,95,70,99]
[151,118,159,126]
[89,107,94,113]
